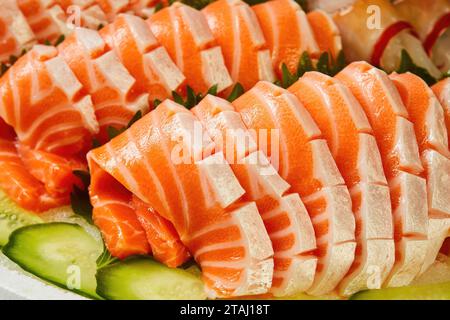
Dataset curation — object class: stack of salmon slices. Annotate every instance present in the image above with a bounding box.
[0,0,448,299]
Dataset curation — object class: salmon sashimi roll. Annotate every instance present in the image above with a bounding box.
[233,81,356,296]
[332,0,441,79]
[252,0,319,79]
[306,9,342,58]
[203,0,275,91]
[0,1,35,63]
[17,0,71,43]
[336,62,428,288]
[0,45,98,156]
[89,160,151,258]
[88,100,274,298]
[132,195,191,268]
[432,78,450,145]
[148,3,233,95]
[288,72,394,296]
[58,27,149,142]
[100,14,185,107]
[389,72,450,275]
[192,95,317,296]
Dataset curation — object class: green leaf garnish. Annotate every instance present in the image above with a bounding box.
[70,185,93,223]
[126,110,142,129]
[97,24,104,30]
[316,52,331,75]
[153,99,162,107]
[332,50,346,75]
[54,35,65,46]
[185,86,197,109]
[154,2,164,12]
[297,51,314,77]
[207,84,218,96]
[172,90,185,105]
[73,170,91,189]
[92,138,101,149]
[96,246,119,269]
[107,126,122,140]
[397,49,437,86]
[227,83,244,102]
[280,63,298,89]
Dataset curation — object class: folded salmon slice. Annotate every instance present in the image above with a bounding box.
[148,2,233,94]
[0,45,98,156]
[192,94,317,296]
[0,1,35,63]
[336,62,428,288]
[58,27,149,142]
[432,78,450,144]
[17,0,71,43]
[89,160,151,258]
[100,14,185,107]
[88,100,274,298]
[132,195,191,268]
[288,72,394,296]
[390,72,450,275]
[233,81,356,296]
[17,144,86,197]
[306,9,342,59]
[252,0,319,78]
[203,0,275,91]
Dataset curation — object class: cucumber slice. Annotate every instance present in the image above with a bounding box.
[351,282,450,300]
[96,257,207,300]
[0,191,43,246]
[2,222,103,298]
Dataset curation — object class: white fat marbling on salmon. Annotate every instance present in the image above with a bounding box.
[357,134,387,184]
[425,96,449,155]
[257,50,276,83]
[296,7,320,53]
[201,47,233,92]
[145,47,186,92]
[389,172,428,236]
[179,4,214,47]
[423,150,450,217]
[385,238,428,287]
[394,117,424,174]
[310,140,345,187]
[123,14,158,51]
[45,56,83,101]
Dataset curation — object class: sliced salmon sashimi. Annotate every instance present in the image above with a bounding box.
[0,1,35,63]
[252,0,319,79]
[336,62,428,288]
[233,81,356,296]
[192,94,317,296]
[390,72,450,275]
[88,100,274,298]
[306,9,342,58]
[288,72,394,296]
[100,14,185,107]
[203,0,275,91]
[432,77,450,144]
[58,27,149,142]
[148,3,233,94]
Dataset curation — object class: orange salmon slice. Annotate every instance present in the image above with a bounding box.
[252,0,320,77]
[132,195,190,268]
[89,159,151,258]
[0,45,98,156]
[306,9,342,59]
[0,1,35,63]
[17,0,71,43]
[148,3,233,94]
[336,62,428,288]
[58,27,149,143]
[390,72,450,275]
[432,77,450,145]
[233,81,356,296]
[0,137,67,212]
[88,100,274,298]
[203,0,275,91]
[288,72,394,296]
[192,94,317,296]
[100,14,185,107]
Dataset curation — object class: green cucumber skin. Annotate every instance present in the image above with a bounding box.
[350,282,450,300]
[2,222,103,299]
[0,192,42,246]
[96,257,207,300]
